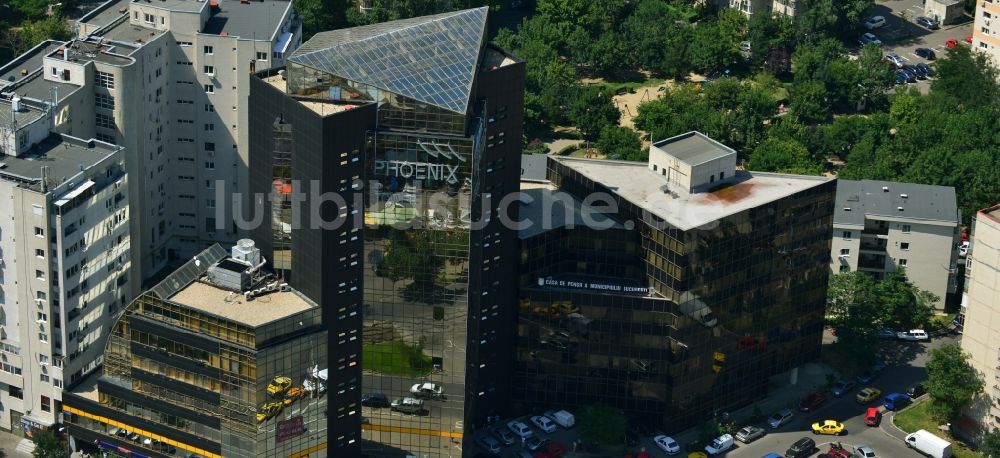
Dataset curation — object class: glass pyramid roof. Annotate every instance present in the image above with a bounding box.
[289,7,488,114]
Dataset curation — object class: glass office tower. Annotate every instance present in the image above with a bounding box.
[250,7,525,457]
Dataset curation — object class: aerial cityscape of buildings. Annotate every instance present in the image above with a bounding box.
[0,0,997,456]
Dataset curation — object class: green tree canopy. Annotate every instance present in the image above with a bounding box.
[578,404,626,447]
[569,87,620,139]
[982,429,1000,458]
[748,138,823,175]
[789,79,829,123]
[597,125,644,161]
[825,271,883,362]
[925,343,983,422]
[932,45,1000,108]
[31,429,66,458]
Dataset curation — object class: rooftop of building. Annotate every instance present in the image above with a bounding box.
[139,0,206,13]
[0,134,120,192]
[99,18,165,46]
[834,179,959,226]
[518,186,626,239]
[481,44,518,70]
[0,41,65,88]
[979,204,1000,223]
[290,7,489,114]
[203,0,292,38]
[520,153,548,182]
[48,42,133,66]
[69,367,102,401]
[262,72,363,116]
[0,97,48,130]
[0,71,80,103]
[551,156,833,231]
[78,0,131,29]
[651,131,736,166]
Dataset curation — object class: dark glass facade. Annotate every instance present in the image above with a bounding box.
[514,159,836,432]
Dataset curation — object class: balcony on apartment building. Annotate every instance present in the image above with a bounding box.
[859,238,887,253]
[858,253,887,271]
[862,219,890,237]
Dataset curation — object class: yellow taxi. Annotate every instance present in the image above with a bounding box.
[256,402,283,423]
[811,420,846,436]
[283,386,306,405]
[267,376,293,396]
[688,453,708,458]
[856,387,882,404]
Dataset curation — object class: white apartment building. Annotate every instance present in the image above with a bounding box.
[830,179,960,309]
[719,0,804,17]
[1,0,300,286]
[0,95,131,434]
[960,205,1000,432]
[972,0,1000,69]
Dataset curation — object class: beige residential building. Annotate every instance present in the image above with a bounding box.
[718,0,805,17]
[973,0,1000,68]
[960,205,1000,430]
[829,180,960,309]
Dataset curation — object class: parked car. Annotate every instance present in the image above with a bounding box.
[534,441,566,458]
[905,429,953,458]
[531,415,557,433]
[785,437,817,458]
[492,426,515,445]
[885,53,905,68]
[903,65,927,80]
[799,392,828,412]
[907,383,927,398]
[876,328,896,339]
[960,240,970,257]
[898,329,929,341]
[653,435,681,455]
[507,420,534,439]
[768,408,794,428]
[410,382,445,399]
[857,387,882,404]
[915,48,937,60]
[390,397,425,415]
[855,444,877,458]
[916,16,941,29]
[704,434,734,456]
[818,443,853,458]
[544,410,575,428]
[477,435,503,455]
[856,369,879,384]
[884,392,911,411]
[859,33,882,46]
[864,16,887,30]
[966,35,974,43]
[525,436,548,451]
[946,38,959,48]
[864,407,883,426]
[895,71,908,85]
[735,425,765,444]
[361,393,390,408]
[831,380,856,397]
[899,68,918,83]
[811,420,846,436]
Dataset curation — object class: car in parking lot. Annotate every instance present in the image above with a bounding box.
[390,397,424,415]
[768,408,794,428]
[856,366,881,384]
[831,380,856,397]
[855,444,877,458]
[525,436,547,451]
[884,392,911,411]
[898,329,929,341]
[875,328,896,339]
[811,420,846,436]
[946,38,959,48]
[907,383,927,398]
[818,444,853,458]
[902,65,927,80]
[410,382,445,399]
[786,437,817,458]
[885,53,905,68]
[361,393,390,408]
[492,426,515,445]
[735,425,765,443]
[507,420,534,439]
[534,441,566,458]
[895,71,908,85]
[856,387,882,404]
[653,435,680,454]
[476,435,502,455]
[704,434,734,456]
[531,415,557,433]
[859,33,882,46]
[864,407,883,426]
[899,68,918,83]
[799,392,828,412]
[915,63,933,78]
[915,47,937,60]
[864,16,887,30]
[916,16,940,29]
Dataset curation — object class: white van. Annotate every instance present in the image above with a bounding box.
[905,430,953,458]
[544,410,575,428]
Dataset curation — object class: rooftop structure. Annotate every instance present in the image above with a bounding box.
[520,153,547,182]
[0,97,47,130]
[834,179,960,226]
[551,155,832,231]
[0,41,64,87]
[518,187,624,239]
[169,278,315,326]
[46,42,133,66]
[0,134,119,191]
[0,71,78,102]
[648,131,740,194]
[96,19,166,47]
[289,7,488,113]
[77,0,132,30]
[262,72,361,115]
[652,131,736,166]
[203,0,293,37]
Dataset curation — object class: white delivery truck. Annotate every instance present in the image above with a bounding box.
[905,430,953,458]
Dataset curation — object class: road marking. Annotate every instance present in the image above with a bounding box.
[365,423,463,439]
[455,420,463,430]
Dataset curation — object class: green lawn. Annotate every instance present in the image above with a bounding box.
[894,400,981,458]
[362,340,433,377]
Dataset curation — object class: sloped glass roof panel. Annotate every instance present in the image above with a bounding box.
[150,244,229,299]
[289,7,487,114]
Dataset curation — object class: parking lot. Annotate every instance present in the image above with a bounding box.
[859,0,974,92]
[468,413,585,457]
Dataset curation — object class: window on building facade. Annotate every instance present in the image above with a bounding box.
[95,93,115,109]
[96,71,114,89]
[901,224,911,233]
[204,45,213,54]
[900,259,908,266]
[256,51,268,61]
[843,231,852,238]
[96,113,115,129]
[204,84,214,93]
[901,242,910,250]
[204,65,214,75]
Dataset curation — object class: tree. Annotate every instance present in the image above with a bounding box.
[9,0,51,20]
[789,80,829,124]
[597,125,644,161]
[825,272,883,361]
[982,429,1000,458]
[748,12,793,69]
[578,404,626,447]
[31,429,66,458]
[569,87,620,140]
[748,138,823,175]
[925,343,983,422]
[295,0,344,38]
[876,270,933,329]
[932,45,1000,108]
[535,0,587,31]
[688,22,737,74]
[17,16,72,50]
